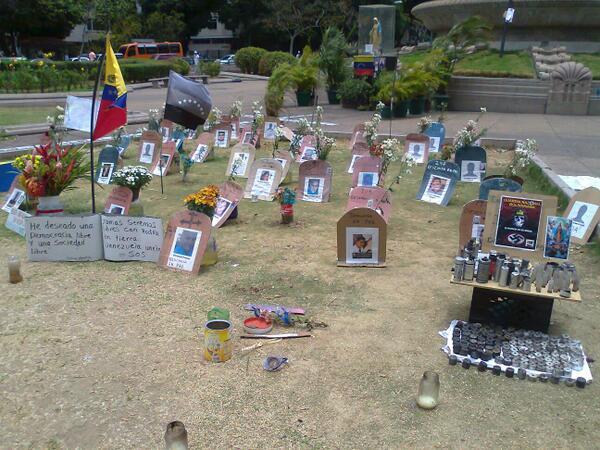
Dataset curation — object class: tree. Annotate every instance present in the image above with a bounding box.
[144,11,186,42]
[0,0,86,55]
[217,0,271,47]
[265,0,325,54]
[93,0,137,31]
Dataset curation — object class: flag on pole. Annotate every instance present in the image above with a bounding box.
[93,37,127,140]
[164,70,212,130]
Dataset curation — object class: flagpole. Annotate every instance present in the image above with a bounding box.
[89,53,105,214]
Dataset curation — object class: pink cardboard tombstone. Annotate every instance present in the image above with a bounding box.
[458,199,487,253]
[138,130,162,165]
[296,135,317,162]
[151,141,176,176]
[404,133,430,165]
[348,142,371,174]
[213,181,244,228]
[190,132,214,163]
[350,123,366,148]
[337,207,387,267]
[281,126,294,142]
[244,158,284,201]
[159,119,174,140]
[274,150,293,181]
[347,187,392,223]
[226,143,256,178]
[298,160,333,203]
[352,155,382,188]
[241,128,260,147]
[104,186,134,215]
[158,210,212,275]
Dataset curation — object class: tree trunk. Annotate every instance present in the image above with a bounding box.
[289,33,297,55]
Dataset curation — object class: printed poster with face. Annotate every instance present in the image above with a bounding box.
[416,160,460,207]
[424,122,445,153]
[244,159,283,201]
[303,177,325,202]
[352,156,382,188]
[215,129,229,148]
[138,131,161,165]
[212,181,244,228]
[298,159,332,203]
[421,175,451,205]
[97,162,115,184]
[1,187,26,213]
[139,141,156,164]
[346,227,379,265]
[263,121,278,141]
[567,201,599,240]
[297,135,317,162]
[226,144,255,178]
[151,142,176,177]
[252,169,275,196]
[168,227,202,271]
[104,186,133,216]
[460,160,485,183]
[404,134,430,165]
[337,207,387,267]
[494,195,543,251]
[543,216,572,260]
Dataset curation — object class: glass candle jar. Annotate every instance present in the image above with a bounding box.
[417,371,440,410]
[8,256,23,284]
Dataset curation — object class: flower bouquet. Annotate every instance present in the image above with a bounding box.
[14,143,89,215]
[111,166,153,201]
[504,138,537,181]
[250,101,264,146]
[453,108,487,150]
[184,184,220,218]
[275,187,296,224]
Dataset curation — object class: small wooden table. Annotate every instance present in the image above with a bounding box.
[450,278,582,332]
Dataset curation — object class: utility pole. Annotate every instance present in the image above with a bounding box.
[499,0,515,58]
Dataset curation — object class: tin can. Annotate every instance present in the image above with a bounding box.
[204,320,232,362]
[499,264,510,287]
[453,257,466,281]
[464,259,475,281]
[476,257,490,284]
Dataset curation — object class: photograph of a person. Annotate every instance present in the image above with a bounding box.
[215,130,228,148]
[567,201,599,240]
[2,188,26,213]
[108,204,125,215]
[153,154,171,176]
[97,162,114,184]
[303,177,324,202]
[345,227,379,264]
[429,136,440,152]
[230,122,238,140]
[264,122,277,140]
[301,146,317,161]
[167,227,203,272]
[358,171,378,187]
[251,169,275,198]
[160,126,170,140]
[191,144,208,162]
[140,142,155,164]
[461,160,482,182]
[348,154,362,174]
[212,197,233,225]
[421,175,450,205]
[408,142,426,163]
[259,170,271,181]
[242,131,252,144]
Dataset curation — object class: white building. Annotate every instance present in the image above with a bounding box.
[188,14,235,59]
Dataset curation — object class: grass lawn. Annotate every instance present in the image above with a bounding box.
[400,49,535,78]
[572,53,600,79]
[0,105,60,127]
[1,139,599,447]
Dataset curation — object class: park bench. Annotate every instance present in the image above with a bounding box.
[149,74,208,88]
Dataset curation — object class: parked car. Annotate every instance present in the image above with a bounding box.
[217,54,235,65]
[70,55,90,62]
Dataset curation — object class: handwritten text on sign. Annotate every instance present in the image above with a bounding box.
[101,215,163,262]
[26,215,103,261]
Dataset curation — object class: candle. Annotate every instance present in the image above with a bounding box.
[417,371,440,410]
[8,256,23,284]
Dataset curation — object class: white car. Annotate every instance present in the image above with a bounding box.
[218,54,235,65]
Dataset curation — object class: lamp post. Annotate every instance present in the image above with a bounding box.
[499,0,515,58]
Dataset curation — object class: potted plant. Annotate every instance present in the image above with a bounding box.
[337,77,374,109]
[184,184,220,265]
[111,166,153,201]
[14,143,89,216]
[275,187,296,224]
[319,27,350,105]
[290,47,319,106]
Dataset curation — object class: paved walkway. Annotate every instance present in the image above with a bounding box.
[2,79,599,177]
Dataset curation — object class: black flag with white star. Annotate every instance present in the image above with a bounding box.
[163,70,212,130]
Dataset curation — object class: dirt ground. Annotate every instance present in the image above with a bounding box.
[1,141,599,449]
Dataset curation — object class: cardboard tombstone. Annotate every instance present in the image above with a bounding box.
[563,187,600,244]
[337,207,387,267]
[1,178,26,213]
[424,122,446,153]
[104,186,133,215]
[213,117,232,148]
[455,145,487,183]
[347,186,392,223]
[348,142,370,174]
[115,134,131,156]
[481,190,558,260]
[159,119,174,141]
[416,160,460,207]
[352,156,382,188]
[0,161,19,192]
[171,128,187,142]
[458,199,488,253]
[274,150,293,181]
[190,132,215,163]
[138,130,162,165]
[151,141,176,176]
[280,126,294,142]
[297,135,318,162]
[229,117,241,142]
[212,181,244,228]
[244,158,283,201]
[158,210,212,275]
[298,160,333,203]
[262,117,280,141]
[226,143,255,178]
[478,177,522,200]
[404,133,430,165]
[96,146,120,185]
[350,123,366,148]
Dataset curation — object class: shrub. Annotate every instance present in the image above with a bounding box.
[264,85,285,116]
[200,61,221,77]
[235,47,267,74]
[337,77,374,108]
[258,51,297,76]
[319,27,350,90]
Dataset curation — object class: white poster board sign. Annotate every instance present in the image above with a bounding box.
[5,207,31,237]
[26,215,103,261]
[101,215,163,262]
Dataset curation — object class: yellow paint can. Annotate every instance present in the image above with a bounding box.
[204,319,232,362]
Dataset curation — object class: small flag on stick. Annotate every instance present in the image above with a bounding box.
[164,70,212,130]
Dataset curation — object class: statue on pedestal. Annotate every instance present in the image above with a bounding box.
[369,17,382,55]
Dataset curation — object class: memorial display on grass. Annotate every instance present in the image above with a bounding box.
[104,186,133,215]
[226,143,255,178]
[275,187,296,224]
[111,166,153,201]
[404,133,430,165]
[348,142,370,174]
[138,130,162,165]
[96,146,120,185]
[455,145,487,183]
[244,159,283,201]
[297,135,318,162]
[159,119,174,142]
[249,101,265,148]
[350,123,366,148]
[352,156,382,188]
[424,121,446,154]
[5,207,30,237]
[229,100,243,141]
[337,207,387,267]
[212,181,243,228]
[416,160,460,206]
[263,117,280,141]
[298,160,333,203]
[563,187,600,244]
[190,132,214,163]
[151,141,176,177]
[347,186,392,222]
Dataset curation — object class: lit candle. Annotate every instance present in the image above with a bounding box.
[8,256,23,284]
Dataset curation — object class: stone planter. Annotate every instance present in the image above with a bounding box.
[327,89,340,105]
[393,100,410,118]
[296,90,314,107]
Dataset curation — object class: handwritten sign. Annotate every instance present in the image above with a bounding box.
[101,215,163,262]
[26,215,103,261]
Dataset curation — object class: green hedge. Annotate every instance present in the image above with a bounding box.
[200,61,221,77]
[258,51,297,76]
[235,47,267,74]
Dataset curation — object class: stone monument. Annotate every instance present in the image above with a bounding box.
[546,62,593,115]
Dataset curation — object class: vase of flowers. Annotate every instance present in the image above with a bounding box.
[184,185,220,266]
[13,143,89,216]
[111,166,153,201]
[275,187,296,224]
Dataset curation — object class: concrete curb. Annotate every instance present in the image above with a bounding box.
[221,71,268,81]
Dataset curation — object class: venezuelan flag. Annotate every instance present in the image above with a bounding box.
[93,37,127,140]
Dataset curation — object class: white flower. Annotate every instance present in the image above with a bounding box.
[480,107,487,113]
